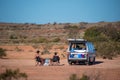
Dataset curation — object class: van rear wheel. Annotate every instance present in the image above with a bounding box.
[88,57,95,65]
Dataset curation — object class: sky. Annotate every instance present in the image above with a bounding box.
[0,0,120,24]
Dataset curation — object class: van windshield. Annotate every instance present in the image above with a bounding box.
[70,43,86,51]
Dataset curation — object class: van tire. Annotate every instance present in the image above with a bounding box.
[88,57,95,65]
[68,60,72,65]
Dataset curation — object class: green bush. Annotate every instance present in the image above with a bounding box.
[69,74,78,80]
[64,25,80,39]
[84,26,120,42]
[0,69,27,80]
[31,37,48,43]
[80,74,89,80]
[0,48,6,58]
[95,41,120,59]
[52,37,61,42]
[10,35,18,39]
[69,74,89,80]
[38,37,48,43]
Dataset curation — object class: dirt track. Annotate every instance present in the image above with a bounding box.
[0,45,120,80]
[0,57,120,80]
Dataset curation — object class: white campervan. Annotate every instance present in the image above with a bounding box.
[67,39,96,65]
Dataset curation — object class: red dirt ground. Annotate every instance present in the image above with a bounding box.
[0,45,120,80]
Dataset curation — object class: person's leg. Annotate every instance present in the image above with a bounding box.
[50,59,53,66]
[38,61,41,66]
[58,59,60,63]
[35,61,39,66]
[41,58,44,65]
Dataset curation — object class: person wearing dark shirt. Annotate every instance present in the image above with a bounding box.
[52,52,60,63]
[35,50,43,66]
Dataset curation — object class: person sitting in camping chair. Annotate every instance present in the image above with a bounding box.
[35,50,43,66]
[52,52,60,65]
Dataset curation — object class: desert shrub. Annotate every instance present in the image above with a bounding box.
[0,68,27,80]
[38,37,48,43]
[0,48,6,58]
[12,40,20,44]
[100,26,120,41]
[61,54,65,58]
[53,22,57,25]
[84,26,120,42]
[69,74,78,80]
[19,35,27,39]
[15,46,23,52]
[31,39,38,43]
[64,25,80,39]
[95,41,120,59]
[69,72,101,80]
[64,25,79,29]
[84,26,105,42]
[69,74,89,80]
[52,37,61,42]
[79,26,86,29]
[10,35,18,39]
[80,74,89,80]
[31,37,48,43]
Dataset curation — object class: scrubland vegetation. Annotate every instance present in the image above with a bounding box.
[84,25,120,59]
[0,69,27,80]
[69,72,101,80]
[0,22,120,59]
[0,48,6,58]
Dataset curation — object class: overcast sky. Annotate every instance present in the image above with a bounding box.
[0,0,120,24]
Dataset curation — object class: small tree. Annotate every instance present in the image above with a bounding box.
[0,48,6,58]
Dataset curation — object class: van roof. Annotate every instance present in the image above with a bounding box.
[67,39,86,42]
